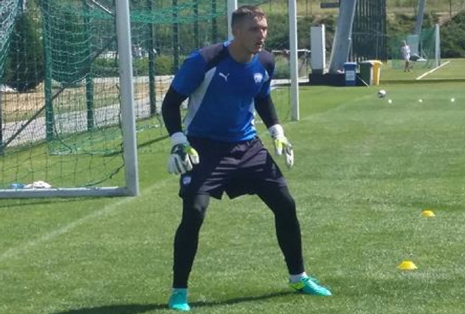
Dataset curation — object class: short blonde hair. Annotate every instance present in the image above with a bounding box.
[231,5,266,27]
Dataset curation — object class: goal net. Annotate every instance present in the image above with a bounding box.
[0,0,298,198]
[389,25,441,70]
[127,0,298,121]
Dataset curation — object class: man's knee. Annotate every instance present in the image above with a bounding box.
[260,186,297,218]
[277,192,297,218]
[181,194,210,227]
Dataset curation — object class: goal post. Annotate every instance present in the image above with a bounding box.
[288,0,299,121]
[227,0,237,40]
[434,23,441,68]
[115,0,139,197]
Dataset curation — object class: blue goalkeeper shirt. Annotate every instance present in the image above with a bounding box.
[171,42,275,142]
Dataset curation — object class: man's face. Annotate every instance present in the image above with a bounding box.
[234,16,268,54]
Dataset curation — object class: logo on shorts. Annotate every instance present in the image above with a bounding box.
[182,175,192,186]
[254,73,263,84]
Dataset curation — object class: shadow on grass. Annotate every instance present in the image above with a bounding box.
[52,291,293,314]
[0,197,92,209]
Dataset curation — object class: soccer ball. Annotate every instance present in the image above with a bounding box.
[378,90,387,98]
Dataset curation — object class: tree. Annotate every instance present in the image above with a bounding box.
[440,11,465,58]
[4,11,45,92]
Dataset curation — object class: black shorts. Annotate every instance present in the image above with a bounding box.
[179,136,287,200]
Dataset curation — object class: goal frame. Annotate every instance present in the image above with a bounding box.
[228,0,299,121]
[0,0,300,198]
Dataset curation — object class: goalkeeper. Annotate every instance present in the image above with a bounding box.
[162,5,331,312]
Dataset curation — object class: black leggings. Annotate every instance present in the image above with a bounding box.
[172,186,304,288]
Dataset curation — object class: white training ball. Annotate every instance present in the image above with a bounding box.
[418,99,423,103]
[378,90,387,98]
[388,99,392,104]
[451,98,455,102]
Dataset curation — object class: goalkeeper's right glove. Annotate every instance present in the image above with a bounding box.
[167,132,200,175]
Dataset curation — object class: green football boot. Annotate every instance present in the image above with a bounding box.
[289,275,332,296]
[168,289,190,311]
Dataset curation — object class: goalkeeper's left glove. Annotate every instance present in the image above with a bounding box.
[268,124,294,168]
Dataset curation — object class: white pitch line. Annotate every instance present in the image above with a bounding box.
[0,183,162,263]
[416,61,451,80]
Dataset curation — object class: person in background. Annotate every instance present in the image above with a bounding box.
[401,40,411,72]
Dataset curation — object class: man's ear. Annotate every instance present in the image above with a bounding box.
[231,24,241,38]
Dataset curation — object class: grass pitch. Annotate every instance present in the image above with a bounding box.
[1,63,465,314]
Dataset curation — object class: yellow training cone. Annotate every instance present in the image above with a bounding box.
[421,210,435,217]
[397,260,418,270]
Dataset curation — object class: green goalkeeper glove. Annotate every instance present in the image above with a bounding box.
[268,124,294,168]
[168,132,200,175]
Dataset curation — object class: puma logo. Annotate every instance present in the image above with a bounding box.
[219,72,230,82]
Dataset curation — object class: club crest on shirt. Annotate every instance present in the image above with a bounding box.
[254,73,263,84]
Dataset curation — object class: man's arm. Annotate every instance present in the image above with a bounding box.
[161,50,207,175]
[161,87,188,136]
[162,49,207,136]
[255,95,294,168]
[254,95,279,129]
[162,87,199,175]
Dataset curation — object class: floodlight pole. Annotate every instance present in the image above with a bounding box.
[328,0,357,73]
[289,0,299,121]
[115,0,139,196]
[227,0,237,40]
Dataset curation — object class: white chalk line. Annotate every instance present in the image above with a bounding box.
[0,181,168,263]
[416,61,451,80]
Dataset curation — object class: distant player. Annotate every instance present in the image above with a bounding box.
[401,40,411,72]
[161,5,332,311]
